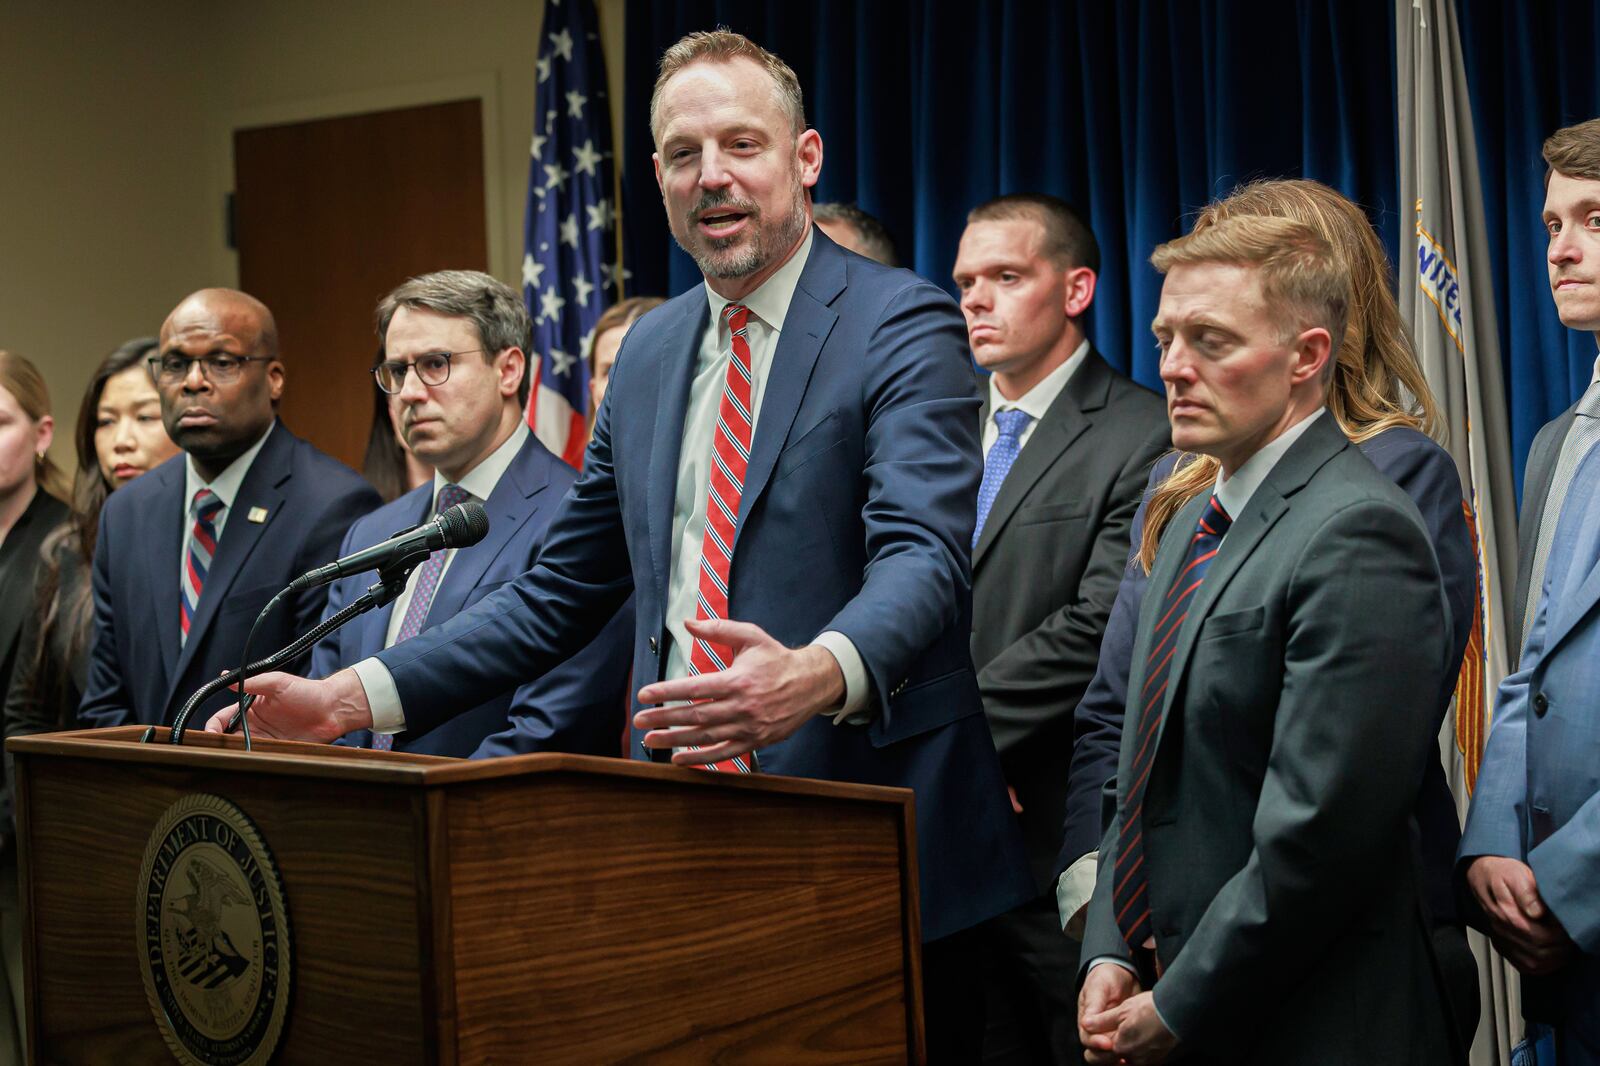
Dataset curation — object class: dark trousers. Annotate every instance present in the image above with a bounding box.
[979,893,1083,1065]
[923,924,989,1065]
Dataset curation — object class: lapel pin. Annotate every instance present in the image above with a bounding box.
[247,506,269,524]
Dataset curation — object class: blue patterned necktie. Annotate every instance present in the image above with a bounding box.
[973,408,1032,548]
[372,484,472,751]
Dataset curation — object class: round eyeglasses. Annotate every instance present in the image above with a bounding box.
[372,350,483,394]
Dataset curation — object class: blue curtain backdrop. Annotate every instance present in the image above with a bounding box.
[620,0,1600,491]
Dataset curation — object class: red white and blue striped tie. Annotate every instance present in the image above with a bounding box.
[180,488,225,645]
[685,304,758,774]
[1113,494,1232,953]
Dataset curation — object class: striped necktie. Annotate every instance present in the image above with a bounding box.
[180,488,225,645]
[683,303,759,773]
[372,484,472,751]
[1113,494,1232,953]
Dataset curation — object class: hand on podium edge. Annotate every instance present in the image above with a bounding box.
[633,617,846,767]
[203,668,373,743]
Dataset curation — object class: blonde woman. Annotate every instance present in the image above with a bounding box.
[1059,179,1480,1048]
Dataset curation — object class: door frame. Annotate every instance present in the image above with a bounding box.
[205,73,505,289]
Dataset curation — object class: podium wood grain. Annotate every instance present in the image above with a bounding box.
[10,728,924,1064]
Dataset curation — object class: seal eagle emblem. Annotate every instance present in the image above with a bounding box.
[137,794,291,1066]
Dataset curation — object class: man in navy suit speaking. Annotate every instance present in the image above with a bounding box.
[311,270,631,758]
[210,30,1031,1057]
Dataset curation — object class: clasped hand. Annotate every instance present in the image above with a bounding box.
[1078,963,1178,1065]
[1466,855,1576,976]
[633,618,845,766]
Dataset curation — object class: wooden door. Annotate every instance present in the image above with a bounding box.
[233,99,488,471]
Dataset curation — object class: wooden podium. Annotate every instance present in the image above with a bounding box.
[8,728,924,1064]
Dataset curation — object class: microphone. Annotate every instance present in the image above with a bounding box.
[286,500,489,593]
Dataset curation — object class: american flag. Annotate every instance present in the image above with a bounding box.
[522,0,625,468]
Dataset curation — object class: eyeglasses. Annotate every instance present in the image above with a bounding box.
[372,350,481,394]
[148,352,274,385]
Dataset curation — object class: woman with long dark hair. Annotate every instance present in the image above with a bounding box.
[4,338,176,737]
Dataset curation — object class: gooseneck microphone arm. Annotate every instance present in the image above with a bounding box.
[165,565,414,746]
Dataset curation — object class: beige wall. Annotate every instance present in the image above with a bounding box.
[0,0,626,476]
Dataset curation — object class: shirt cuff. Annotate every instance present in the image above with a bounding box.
[810,630,871,724]
[1056,850,1097,939]
[351,657,406,735]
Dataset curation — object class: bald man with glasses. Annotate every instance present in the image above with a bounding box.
[80,287,380,730]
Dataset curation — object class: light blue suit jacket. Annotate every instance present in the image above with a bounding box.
[1460,441,1600,1055]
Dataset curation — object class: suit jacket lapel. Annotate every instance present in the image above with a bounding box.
[645,298,710,610]
[972,351,1112,568]
[426,437,552,627]
[733,241,843,547]
[170,426,290,692]
[149,459,186,683]
[358,490,432,658]
[1147,416,1347,765]
[1525,406,1577,536]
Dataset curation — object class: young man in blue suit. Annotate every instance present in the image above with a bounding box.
[211,29,1031,1059]
[80,288,380,729]
[312,270,631,758]
[1460,119,1600,1065]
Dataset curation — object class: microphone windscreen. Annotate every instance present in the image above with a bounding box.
[440,500,490,547]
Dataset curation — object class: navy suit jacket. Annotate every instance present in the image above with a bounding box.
[80,422,381,729]
[1060,426,1477,926]
[1460,442,1600,1053]
[313,432,633,758]
[369,231,1033,941]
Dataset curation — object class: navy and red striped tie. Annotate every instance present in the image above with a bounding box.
[684,304,758,773]
[180,488,225,645]
[1112,493,1232,952]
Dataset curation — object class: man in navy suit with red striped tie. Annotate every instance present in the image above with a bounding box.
[210,28,1031,1060]
[1076,217,1460,1065]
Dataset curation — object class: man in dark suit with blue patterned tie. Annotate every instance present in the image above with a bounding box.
[1077,217,1458,1064]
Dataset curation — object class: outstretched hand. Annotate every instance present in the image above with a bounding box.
[633,618,846,767]
[203,668,373,743]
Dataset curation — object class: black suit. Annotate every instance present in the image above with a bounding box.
[1080,415,1460,1065]
[971,349,1167,1064]
[1510,401,1578,660]
[80,422,380,729]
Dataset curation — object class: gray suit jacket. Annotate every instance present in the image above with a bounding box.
[1510,403,1578,660]
[971,349,1168,890]
[1080,415,1459,1064]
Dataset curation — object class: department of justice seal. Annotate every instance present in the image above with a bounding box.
[137,794,291,1066]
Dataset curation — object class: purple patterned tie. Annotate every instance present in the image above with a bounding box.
[372,484,471,750]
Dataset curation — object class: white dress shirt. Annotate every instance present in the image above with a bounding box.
[179,421,275,589]
[661,227,867,719]
[981,339,1089,457]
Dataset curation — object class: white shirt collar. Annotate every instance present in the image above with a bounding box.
[703,225,815,332]
[986,339,1090,424]
[432,421,529,511]
[1212,407,1327,520]
[183,421,275,512]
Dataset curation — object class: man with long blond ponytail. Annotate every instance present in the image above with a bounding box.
[1076,216,1458,1065]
